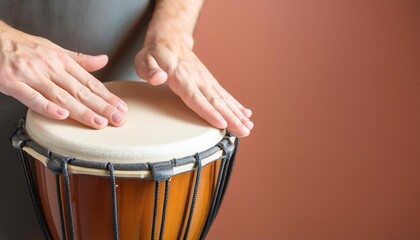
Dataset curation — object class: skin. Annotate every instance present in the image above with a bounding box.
[0,0,253,137]
[0,21,128,129]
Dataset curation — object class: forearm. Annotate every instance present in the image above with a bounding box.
[145,0,205,48]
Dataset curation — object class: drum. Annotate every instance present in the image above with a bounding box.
[11,81,238,240]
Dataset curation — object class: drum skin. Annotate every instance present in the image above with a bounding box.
[35,159,221,240]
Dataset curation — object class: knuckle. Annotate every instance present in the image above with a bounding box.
[44,59,61,74]
[76,87,93,101]
[209,96,223,108]
[42,101,53,114]
[79,108,93,121]
[105,94,118,105]
[26,90,39,103]
[11,57,28,73]
[86,78,102,90]
[54,89,70,104]
[99,104,115,116]
[185,90,200,106]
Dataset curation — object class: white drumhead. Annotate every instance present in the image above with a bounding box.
[25,81,225,164]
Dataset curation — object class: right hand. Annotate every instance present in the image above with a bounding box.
[0,21,128,129]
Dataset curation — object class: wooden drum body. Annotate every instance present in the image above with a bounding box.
[12,81,238,240]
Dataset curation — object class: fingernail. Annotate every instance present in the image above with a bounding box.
[57,108,68,116]
[116,102,128,113]
[242,118,254,130]
[94,115,107,125]
[112,111,123,123]
[149,70,168,85]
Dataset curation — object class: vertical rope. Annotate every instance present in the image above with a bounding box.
[107,163,120,240]
[62,160,76,240]
[159,179,171,240]
[152,181,161,240]
[19,149,52,240]
[211,157,230,222]
[214,138,240,215]
[200,137,240,240]
[55,175,67,240]
[183,156,202,240]
[200,156,227,239]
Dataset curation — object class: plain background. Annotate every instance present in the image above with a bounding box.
[0,1,419,239]
[194,1,420,239]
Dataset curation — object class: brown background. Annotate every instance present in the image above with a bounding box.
[194,1,420,239]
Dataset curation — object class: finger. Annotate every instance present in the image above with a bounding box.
[217,88,254,130]
[228,93,253,118]
[208,94,250,137]
[216,87,253,129]
[135,51,168,85]
[65,51,109,72]
[197,66,253,133]
[48,71,126,126]
[173,84,227,129]
[64,59,128,113]
[203,70,253,119]
[9,82,69,120]
[39,82,109,129]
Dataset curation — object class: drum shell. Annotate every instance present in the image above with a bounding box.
[33,156,222,240]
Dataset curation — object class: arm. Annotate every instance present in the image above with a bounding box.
[135,0,253,137]
[0,21,127,129]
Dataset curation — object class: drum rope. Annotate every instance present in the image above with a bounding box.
[183,155,203,240]
[211,141,233,220]
[200,137,240,239]
[200,154,228,239]
[152,181,161,240]
[55,174,67,240]
[214,138,239,215]
[107,163,120,240]
[62,159,76,240]
[160,179,171,240]
[18,148,52,240]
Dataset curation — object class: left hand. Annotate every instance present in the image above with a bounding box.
[135,33,253,137]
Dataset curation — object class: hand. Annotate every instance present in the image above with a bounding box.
[135,33,253,137]
[0,22,128,129]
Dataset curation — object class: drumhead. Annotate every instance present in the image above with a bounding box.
[25,81,225,164]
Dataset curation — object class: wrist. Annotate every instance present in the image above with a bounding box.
[145,30,194,50]
[144,0,201,50]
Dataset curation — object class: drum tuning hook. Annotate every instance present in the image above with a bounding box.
[149,162,174,182]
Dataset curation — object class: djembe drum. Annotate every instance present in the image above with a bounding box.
[11,81,238,240]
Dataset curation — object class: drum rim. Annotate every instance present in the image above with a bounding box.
[12,118,236,180]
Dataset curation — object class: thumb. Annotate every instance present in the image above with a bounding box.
[135,51,168,86]
[67,51,109,72]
